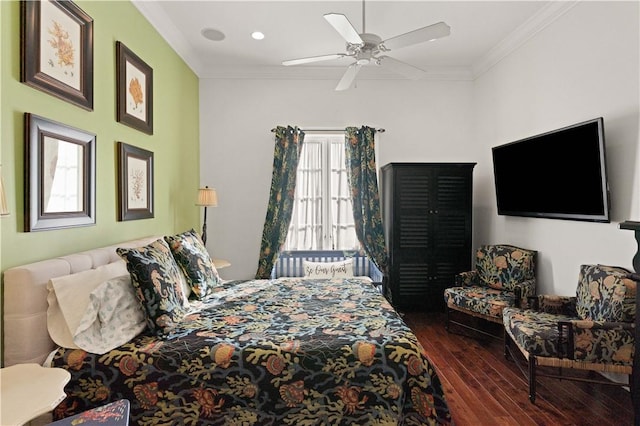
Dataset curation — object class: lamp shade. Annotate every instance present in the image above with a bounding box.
[196,186,218,207]
[0,174,9,217]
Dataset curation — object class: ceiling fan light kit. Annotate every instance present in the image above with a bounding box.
[282,1,451,91]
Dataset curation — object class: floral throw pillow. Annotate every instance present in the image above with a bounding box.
[116,239,187,334]
[164,229,221,299]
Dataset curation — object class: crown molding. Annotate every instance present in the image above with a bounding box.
[471,1,579,79]
[132,0,205,76]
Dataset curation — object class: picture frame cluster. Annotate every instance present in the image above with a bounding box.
[20,0,155,228]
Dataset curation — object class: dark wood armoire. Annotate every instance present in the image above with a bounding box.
[381,163,475,311]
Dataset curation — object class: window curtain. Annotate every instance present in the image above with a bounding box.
[344,126,388,274]
[255,126,305,278]
[284,140,323,250]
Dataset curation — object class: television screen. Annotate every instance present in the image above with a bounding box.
[492,117,610,222]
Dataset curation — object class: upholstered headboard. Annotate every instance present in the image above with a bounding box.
[2,236,161,367]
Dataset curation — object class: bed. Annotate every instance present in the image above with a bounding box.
[3,233,451,425]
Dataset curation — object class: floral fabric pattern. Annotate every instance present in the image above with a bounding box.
[503,307,575,358]
[445,285,516,320]
[344,126,388,276]
[504,263,636,367]
[255,126,305,279]
[454,270,480,287]
[51,277,451,425]
[165,229,221,299]
[474,245,536,292]
[531,294,577,316]
[503,307,635,365]
[116,239,187,335]
[575,264,635,322]
[444,245,537,320]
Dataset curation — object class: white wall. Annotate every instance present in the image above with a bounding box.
[199,78,475,279]
[473,1,640,295]
[200,1,640,293]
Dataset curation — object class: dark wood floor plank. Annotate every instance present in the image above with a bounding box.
[402,312,634,426]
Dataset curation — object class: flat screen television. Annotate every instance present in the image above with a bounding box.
[492,117,610,222]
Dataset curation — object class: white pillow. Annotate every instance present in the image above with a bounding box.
[73,275,146,354]
[47,261,128,349]
[303,259,354,279]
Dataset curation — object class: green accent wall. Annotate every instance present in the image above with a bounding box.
[0,0,200,273]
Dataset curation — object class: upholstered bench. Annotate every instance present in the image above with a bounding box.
[270,250,383,289]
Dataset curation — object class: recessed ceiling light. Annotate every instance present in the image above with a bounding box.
[201,28,225,41]
[251,31,265,40]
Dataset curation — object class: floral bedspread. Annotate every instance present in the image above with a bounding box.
[51,277,451,425]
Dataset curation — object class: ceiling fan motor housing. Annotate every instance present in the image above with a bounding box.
[348,33,381,53]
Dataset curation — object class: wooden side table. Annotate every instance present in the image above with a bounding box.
[0,363,70,425]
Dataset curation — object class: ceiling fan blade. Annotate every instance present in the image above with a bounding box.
[335,63,362,91]
[381,22,450,51]
[282,53,347,66]
[324,13,363,45]
[377,56,426,80]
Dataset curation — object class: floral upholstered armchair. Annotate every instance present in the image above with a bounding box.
[503,264,636,403]
[444,244,537,338]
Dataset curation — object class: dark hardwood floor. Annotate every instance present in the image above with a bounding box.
[402,312,635,426]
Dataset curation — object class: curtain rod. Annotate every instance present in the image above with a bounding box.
[270,127,385,133]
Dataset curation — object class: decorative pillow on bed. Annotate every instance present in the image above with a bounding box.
[47,261,129,349]
[116,239,187,334]
[73,274,147,354]
[164,229,221,299]
[303,259,354,279]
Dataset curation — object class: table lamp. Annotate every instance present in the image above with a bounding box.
[196,186,217,246]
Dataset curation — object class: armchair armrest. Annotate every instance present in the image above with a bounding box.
[454,270,479,287]
[511,278,536,308]
[529,295,576,315]
[559,319,635,364]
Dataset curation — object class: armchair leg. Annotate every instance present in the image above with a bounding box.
[445,308,450,331]
[504,328,510,360]
[529,355,537,403]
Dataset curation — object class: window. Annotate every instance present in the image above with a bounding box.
[284,133,359,250]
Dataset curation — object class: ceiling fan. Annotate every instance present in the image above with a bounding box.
[282,0,451,91]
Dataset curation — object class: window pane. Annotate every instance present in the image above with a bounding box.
[283,134,359,251]
[285,141,323,250]
[330,140,358,250]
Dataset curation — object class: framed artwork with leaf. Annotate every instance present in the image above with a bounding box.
[116,41,153,135]
[21,0,94,110]
[117,142,154,221]
[25,113,96,231]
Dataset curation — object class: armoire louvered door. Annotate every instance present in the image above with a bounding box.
[381,163,475,311]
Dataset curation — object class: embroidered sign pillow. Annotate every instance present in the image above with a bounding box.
[303,259,354,279]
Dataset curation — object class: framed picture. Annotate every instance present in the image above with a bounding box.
[24,113,96,231]
[116,41,153,135]
[117,142,154,221]
[21,0,94,110]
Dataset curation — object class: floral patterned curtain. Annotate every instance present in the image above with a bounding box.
[255,126,305,278]
[344,126,388,275]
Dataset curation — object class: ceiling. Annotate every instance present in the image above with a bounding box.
[133,1,577,81]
